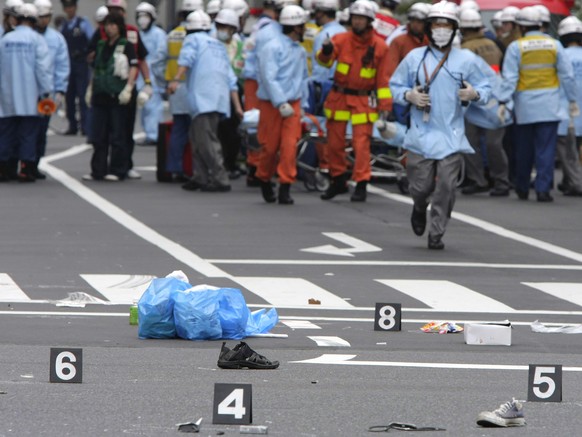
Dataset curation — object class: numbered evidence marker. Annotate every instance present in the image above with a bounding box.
[213,383,252,425]
[528,365,562,402]
[49,348,83,383]
[374,303,402,331]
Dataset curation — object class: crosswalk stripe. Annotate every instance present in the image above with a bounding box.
[308,336,351,347]
[232,277,354,308]
[282,320,322,330]
[375,279,515,312]
[522,282,582,307]
[80,274,155,305]
[0,274,31,302]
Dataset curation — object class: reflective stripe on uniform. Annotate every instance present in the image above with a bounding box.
[377,87,391,99]
[336,62,350,75]
[324,108,351,121]
[351,112,378,125]
[360,68,376,79]
[517,35,558,91]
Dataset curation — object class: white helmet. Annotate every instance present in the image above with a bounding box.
[367,0,379,15]
[314,0,339,12]
[273,0,297,10]
[95,5,108,22]
[459,8,482,28]
[407,2,430,21]
[349,0,375,20]
[533,5,550,24]
[279,4,307,25]
[206,0,220,14]
[4,0,23,15]
[215,8,239,30]
[490,10,503,28]
[222,0,250,17]
[515,6,541,27]
[427,1,459,25]
[302,0,313,12]
[17,2,37,19]
[185,9,212,30]
[33,0,52,16]
[181,0,203,13]
[459,0,479,12]
[136,2,156,19]
[336,6,349,22]
[106,0,127,11]
[558,16,582,36]
[500,6,519,23]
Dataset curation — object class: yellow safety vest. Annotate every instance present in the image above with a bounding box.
[165,25,187,82]
[301,21,320,76]
[517,35,558,92]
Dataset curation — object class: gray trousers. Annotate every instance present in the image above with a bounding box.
[464,121,510,190]
[556,127,582,191]
[188,112,229,187]
[407,152,462,238]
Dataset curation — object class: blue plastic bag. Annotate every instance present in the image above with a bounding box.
[138,277,190,339]
[218,288,250,340]
[245,308,279,336]
[173,288,223,340]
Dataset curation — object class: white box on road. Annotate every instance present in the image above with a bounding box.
[464,321,512,346]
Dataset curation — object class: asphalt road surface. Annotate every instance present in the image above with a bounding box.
[1,131,582,436]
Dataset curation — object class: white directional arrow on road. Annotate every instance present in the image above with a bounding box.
[301,232,382,257]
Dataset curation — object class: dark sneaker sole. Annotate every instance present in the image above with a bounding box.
[217,360,279,370]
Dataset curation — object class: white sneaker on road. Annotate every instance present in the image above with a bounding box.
[126,169,141,179]
[104,174,120,182]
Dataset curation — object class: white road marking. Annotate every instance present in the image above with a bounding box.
[375,279,515,313]
[308,336,351,347]
[0,274,32,302]
[207,259,582,271]
[301,232,382,257]
[232,277,354,308]
[290,354,582,371]
[282,320,322,329]
[38,156,230,279]
[80,274,155,305]
[0,311,127,317]
[368,184,582,264]
[522,282,582,307]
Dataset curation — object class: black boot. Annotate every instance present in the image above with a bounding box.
[0,161,9,182]
[246,165,261,187]
[260,179,276,203]
[320,174,348,200]
[18,161,36,183]
[278,183,294,205]
[350,181,367,202]
[428,234,445,250]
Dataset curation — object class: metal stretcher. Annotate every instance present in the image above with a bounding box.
[240,110,409,194]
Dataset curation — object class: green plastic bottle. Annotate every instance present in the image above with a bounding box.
[129,302,138,326]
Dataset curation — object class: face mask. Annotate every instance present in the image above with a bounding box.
[216,30,231,42]
[431,27,453,48]
[137,15,151,30]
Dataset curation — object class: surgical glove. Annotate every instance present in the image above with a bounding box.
[54,92,65,107]
[113,52,129,79]
[118,84,134,105]
[85,84,92,108]
[321,38,333,56]
[497,103,506,124]
[376,120,398,139]
[137,84,153,107]
[569,101,581,118]
[279,103,295,118]
[458,81,479,102]
[405,86,430,108]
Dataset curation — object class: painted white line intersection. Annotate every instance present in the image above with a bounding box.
[308,336,351,347]
[375,279,515,313]
[80,274,155,305]
[523,282,582,307]
[0,274,31,302]
[301,232,382,257]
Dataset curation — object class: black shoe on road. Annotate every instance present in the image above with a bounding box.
[411,206,427,236]
[217,342,279,370]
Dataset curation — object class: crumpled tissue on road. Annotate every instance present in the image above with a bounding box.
[420,321,464,334]
[138,271,278,340]
[531,320,582,334]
